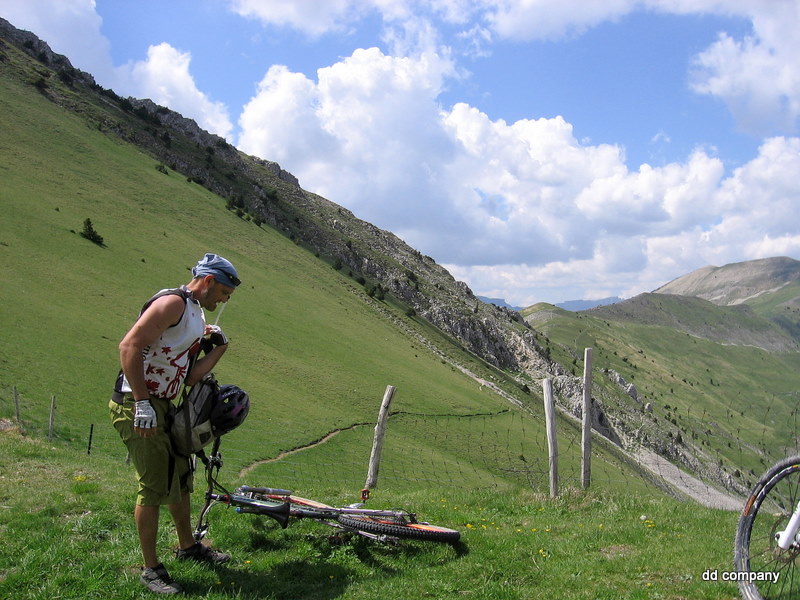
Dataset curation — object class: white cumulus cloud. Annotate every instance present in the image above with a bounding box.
[239,46,459,232]
[483,0,636,41]
[690,15,800,136]
[228,0,364,36]
[448,136,800,306]
[477,0,800,136]
[118,43,234,140]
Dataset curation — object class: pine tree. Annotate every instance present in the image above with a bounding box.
[80,218,104,246]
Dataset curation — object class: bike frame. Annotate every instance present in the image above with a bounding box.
[192,440,426,544]
[776,499,800,550]
[237,485,420,522]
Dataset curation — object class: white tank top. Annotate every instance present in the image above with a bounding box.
[121,289,206,400]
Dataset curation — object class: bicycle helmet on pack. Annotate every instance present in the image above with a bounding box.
[210,384,250,436]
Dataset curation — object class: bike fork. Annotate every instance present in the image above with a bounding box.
[777,500,800,550]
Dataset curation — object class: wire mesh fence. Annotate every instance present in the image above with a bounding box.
[2,381,799,509]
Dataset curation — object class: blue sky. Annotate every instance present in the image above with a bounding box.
[3,0,799,305]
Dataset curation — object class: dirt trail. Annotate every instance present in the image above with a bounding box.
[239,423,368,479]
[635,448,743,511]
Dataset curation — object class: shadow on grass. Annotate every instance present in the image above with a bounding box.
[182,560,352,599]
[179,519,469,599]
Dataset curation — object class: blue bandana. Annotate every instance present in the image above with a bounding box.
[192,253,241,287]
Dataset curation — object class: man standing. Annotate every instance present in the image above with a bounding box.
[110,253,241,594]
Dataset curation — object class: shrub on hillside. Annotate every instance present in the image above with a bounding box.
[80,218,104,246]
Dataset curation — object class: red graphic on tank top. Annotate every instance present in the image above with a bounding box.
[141,338,201,399]
[161,338,202,399]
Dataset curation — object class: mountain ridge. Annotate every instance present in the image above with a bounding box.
[586,292,799,352]
[647,256,800,348]
[654,256,800,306]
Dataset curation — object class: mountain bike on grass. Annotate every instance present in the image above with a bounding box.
[734,455,800,599]
[192,439,461,546]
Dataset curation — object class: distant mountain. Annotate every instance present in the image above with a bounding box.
[654,256,800,306]
[478,296,622,312]
[587,292,799,352]
[576,256,800,351]
[652,256,800,345]
[559,297,622,311]
[477,296,523,311]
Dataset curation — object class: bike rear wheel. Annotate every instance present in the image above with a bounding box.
[734,455,800,600]
[337,514,461,543]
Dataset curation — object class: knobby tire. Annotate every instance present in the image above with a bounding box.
[734,455,800,600]
[336,514,461,543]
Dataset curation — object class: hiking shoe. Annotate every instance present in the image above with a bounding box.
[176,542,230,565]
[140,563,183,595]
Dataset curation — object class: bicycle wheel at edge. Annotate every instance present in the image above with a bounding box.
[336,514,461,543]
[734,455,800,600]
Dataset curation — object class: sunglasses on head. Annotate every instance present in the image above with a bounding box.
[216,271,241,287]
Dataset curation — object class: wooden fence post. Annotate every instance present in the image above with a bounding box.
[365,385,396,490]
[48,395,56,442]
[582,347,593,489]
[542,378,558,498]
[13,386,20,422]
[87,424,94,455]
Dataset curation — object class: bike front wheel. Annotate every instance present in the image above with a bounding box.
[337,514,461,543]
[734,455,800,600]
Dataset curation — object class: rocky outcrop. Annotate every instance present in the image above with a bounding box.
[0,17,96,88]
[551,375,622,445]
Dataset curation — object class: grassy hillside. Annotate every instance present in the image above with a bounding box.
[0,43,507,476]
[524,302,800,491]
[746,281,800,341]
[590,292,798,351]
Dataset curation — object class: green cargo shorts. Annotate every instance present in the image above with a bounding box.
[109,396,193,506]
